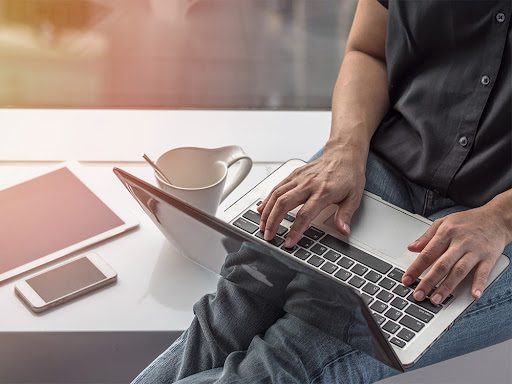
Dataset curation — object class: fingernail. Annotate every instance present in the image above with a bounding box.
[414,290,425,301]
[402,275,413,286]
[409,240,419,247]
[343,223,351,234]
[284,237,293,248]
[264,230,271,240]
[431,293,442,305]
[474,289,482,299]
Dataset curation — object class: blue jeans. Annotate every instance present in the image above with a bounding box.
[132,152,512,384]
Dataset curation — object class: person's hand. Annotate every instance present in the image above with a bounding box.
[257,149,366,248]
[403,205,511,305]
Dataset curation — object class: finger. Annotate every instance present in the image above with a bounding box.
[403,230,450,286]
[284,196,327,247]
[471,261,493,300]
[408,218,444,252]
[334,193,362,236]
[429,253,480,305]
[257,178,292,214]
[412,246,465,301]
[259,182,297,231]
[264,187,309,240]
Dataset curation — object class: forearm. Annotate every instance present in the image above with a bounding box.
[325,0,389,168]
[327,51,389,164]
[486,188,512,243]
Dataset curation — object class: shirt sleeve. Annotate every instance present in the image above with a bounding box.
[377,0,389,8]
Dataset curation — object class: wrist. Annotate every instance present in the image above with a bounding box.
[486,193,512,243]
[324,129,370,169]
[323,139,368,174]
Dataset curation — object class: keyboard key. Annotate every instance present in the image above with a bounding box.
[405,304,434,323]
[399,315,425,332]
[284,213,295,222]
[307,255,324,267]
[320,261,338,274]
[334,269,351,281]
[397,328,415,342]
[276,225,288,236]
[337,256,354,269]
[384,308,402,321]
[320,235,392,273]
[351,263,368,276]
[390,297,408,310]
[281,244,298,253]
[376,290,394,303]
[311,243,328,255]
[392,284,411,297]
[298,237,314,249]
[255,231,284,247]
[370,300,388,313]
[365,270,382,283]
[406,293,442,314]
[233,218,259,234]
[388,268,405,282]
[372,312,386,325]
[382,332,391,339]
[324,250,341,262]
[361,293,374,305]
[294,248,311,260]
[383,320,400,334]
[390,337,406,348]
[273,236,285,247]
[256,200,263,206]
[362,282,380,295]
[304,226,325,240]
[378,278,396,290]
[242,210,261,224]
[442,294,454,305]
[348,275,365,288]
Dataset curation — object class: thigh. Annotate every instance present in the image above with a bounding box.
[175,313,397,384]
[132,245,294,383]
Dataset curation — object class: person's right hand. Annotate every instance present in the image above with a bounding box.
[257,149,367,248]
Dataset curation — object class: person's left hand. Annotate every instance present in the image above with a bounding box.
[402,205,510,305]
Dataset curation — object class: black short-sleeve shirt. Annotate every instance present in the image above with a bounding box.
[371,0,512,207]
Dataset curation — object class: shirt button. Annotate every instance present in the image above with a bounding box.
[459,136,468,147]
[496,12,506,23]
[481,75,490,86]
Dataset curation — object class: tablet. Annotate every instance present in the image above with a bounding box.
[0,163,138,283]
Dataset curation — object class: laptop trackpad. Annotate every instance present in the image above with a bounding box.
[321,195,430,270]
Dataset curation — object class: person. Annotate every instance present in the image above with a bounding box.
[132,0,511,382]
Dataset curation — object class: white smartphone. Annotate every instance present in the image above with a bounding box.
[15,253,117,313]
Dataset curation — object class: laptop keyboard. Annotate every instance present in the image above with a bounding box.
[232,205,454,350]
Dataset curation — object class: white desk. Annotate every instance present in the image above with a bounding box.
[0,109,330,383]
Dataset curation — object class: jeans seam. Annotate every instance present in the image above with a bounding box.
[309,350,359,384]
[462,292,512,319]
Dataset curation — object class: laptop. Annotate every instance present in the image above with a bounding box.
[114,159,509,371]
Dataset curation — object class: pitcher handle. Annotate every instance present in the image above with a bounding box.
[214,146,252,202]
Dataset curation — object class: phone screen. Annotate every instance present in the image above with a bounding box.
[26,257,107,302]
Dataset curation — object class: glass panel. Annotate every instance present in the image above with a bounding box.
[0,0,356,109]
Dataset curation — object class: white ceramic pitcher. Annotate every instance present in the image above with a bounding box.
[154,146,252,214]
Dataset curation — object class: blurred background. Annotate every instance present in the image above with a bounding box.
[0,0,356,109]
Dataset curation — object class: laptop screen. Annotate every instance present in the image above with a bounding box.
[114,168,403,371]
